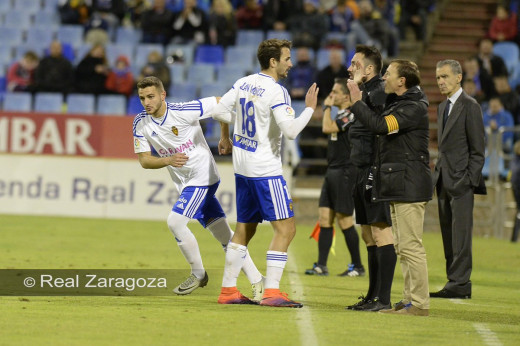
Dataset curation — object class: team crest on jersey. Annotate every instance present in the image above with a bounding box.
[171,126,178,136]
[285,106,295,116]
[134,138,140,149]
[289,202,293,211]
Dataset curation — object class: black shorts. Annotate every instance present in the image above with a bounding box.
[352,166,392,225]
[319,167,355,215]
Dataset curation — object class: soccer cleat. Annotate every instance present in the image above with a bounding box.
[251,277,265,303]
[218,287,257,305]
[338,263,365,277]
[260,288,303,308]
[173,272,208,295]
[354,299,391,312]
[304,263,329,276]
[346,295,371,310]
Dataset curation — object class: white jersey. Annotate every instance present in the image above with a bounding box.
[133,97,219,193]
[216,73,295,177]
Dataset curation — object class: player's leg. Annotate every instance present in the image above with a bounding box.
[305,207,334,275]
[166,211,208,295]
[337,213,364,277]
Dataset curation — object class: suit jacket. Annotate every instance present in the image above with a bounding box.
[433,90,487,196]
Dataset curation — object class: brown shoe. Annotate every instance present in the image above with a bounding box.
[393,304,429,316]
[379,300,408,313]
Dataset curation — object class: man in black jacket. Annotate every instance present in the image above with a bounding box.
[348,59,432,316]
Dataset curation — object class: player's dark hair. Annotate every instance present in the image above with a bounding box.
[334,78,350,95]
[257,39,292,70]
[391,59,421,89]
[355,45,382,75]
[137,76,165,92]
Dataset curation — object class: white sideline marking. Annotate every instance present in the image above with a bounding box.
[449,299,469,305]
[287,251,319,346]
[473,323,503,346]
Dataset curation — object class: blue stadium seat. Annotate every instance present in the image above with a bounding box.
[127,94,143,115]
[26,27,55,47]
[266,30,292,41]
[187,64,215,87]
[43,0,60,12]
[13,0,41,13]
[33,10,60,27]
[493,41,520,76]
[169,64,186,84]
[236,30,264,47]
[105,43,134,67]
[0,1,11,13]
[34,92,63,113]
[0,26,24,47]
[0,76,6,92]
[57,25,84,49]
[96,95,127,116]
[4,9,32,29]
[165,44,195,66]
[224,46,255,71]
[66,93,96,115]
[3,92,32,112]
[291,100,307,115]
[168,83,198,103]
[216,64,248,87]
[116,27,142,45]
[199,83,228,98]
[134,43,165,68]
[0,46,13,66]
[194,45,225,65]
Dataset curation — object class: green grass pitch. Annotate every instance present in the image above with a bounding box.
[0,214,519,345]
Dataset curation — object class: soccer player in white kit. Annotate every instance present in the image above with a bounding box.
[133,76,263,300]
[210,39,319,307]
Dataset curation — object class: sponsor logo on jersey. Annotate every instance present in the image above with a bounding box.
[134,138,140,149]
[233,134,258,152]
[286,106,295,116]
[171,126,178,136]
[177,203,184,210]
[157,140,194,156]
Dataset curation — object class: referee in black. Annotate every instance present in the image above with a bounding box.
[305,78,364,277]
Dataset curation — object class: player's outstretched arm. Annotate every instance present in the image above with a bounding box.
[138,151,189,169]
[278,83,319,140]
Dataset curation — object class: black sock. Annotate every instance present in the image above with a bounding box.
[365,245,378,299]
[376,244,397,305]
[342,226,362,267]
[317,227,333,266]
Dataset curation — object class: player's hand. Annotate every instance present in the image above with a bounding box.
[167,153,189,167]
[218,137,233,155]
[305,83,319,110]
[324,92,334,107]
[347,80,363,104]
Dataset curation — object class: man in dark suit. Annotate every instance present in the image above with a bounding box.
[431,59,486,299]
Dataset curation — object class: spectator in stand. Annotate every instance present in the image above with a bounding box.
[138,50,172,91]
[262,0,302,31]
[482,96,514,179]
[358,0,399,57]
[236,0,263,30]
[488,4,518,42]
[398,0,432,42]
[327,0,372,48]
[208,0,237,47]
[284,47,316,100]
[462,79,486,105]
[105,55,135,97]
[141,0,174,45]
[33,41,75,94]
[59,0,92,25]
[75,43,110,95]
[287,0,329,51]
[463,56,495,101]
[493,75,520,125]
[127,0,151,27]
[316,49,349,101]
[90,0,127,29]
[171,0,208,44]
[7,51,39,92]
[476,38,509,78]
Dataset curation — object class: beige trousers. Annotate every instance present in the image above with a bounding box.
[390,201,430,309]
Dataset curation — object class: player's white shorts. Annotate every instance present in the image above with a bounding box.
[172,182,225,228]
[235,174,294,223]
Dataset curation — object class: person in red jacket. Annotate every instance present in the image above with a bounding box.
[7,51,39,92]
[488,4,518,42]
[105,55,135,97]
